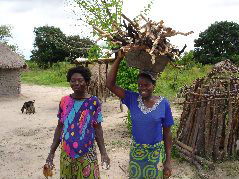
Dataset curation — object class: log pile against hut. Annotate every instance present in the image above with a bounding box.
[176,60,239,177]
[93,14,193,64]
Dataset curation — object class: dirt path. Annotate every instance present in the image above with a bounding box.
[0,84,237,179]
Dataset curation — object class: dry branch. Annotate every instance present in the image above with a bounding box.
[91,14,193,64]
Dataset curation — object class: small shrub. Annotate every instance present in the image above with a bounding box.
[25,60,39,70]
[155,64,212,100]
[124,110,132,135]
[116,58,139,92]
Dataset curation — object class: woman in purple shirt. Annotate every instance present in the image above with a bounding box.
[46,66,110,179]
[106,51,174,179]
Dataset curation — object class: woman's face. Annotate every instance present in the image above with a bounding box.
[70,73,88,93]
[138,76,155,98]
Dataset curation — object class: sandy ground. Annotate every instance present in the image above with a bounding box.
[0,84,238,179]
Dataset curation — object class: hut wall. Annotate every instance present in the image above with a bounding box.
[0,69,21,96]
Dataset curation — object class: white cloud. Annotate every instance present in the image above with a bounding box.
[0,0,239,59]
[0,0,87,59]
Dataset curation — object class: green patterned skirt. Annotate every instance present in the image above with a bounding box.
[129,140,165,179]
[60,145,100,179]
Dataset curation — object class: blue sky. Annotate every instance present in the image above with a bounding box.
[0,0,239,59]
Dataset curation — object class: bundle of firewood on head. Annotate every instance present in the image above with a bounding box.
[93,14,193,73]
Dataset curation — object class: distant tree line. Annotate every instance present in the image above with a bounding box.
[2,20,239,67]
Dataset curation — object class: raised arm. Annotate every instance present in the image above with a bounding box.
[106,50,126,99]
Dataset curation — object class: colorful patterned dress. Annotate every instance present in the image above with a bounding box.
[57,95,103,179]
[122,90,174,179]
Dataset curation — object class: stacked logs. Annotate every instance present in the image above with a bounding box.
[93,14,193,64]
[176,60,239,171]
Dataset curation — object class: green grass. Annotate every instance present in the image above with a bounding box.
[155,64,212,100]
[21,61,74,87]
[22,61,212,98]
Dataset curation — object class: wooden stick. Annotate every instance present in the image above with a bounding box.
[140,14,148,22]
[97,64,101,97]
[181,103,195,145]
[213,111,224,160]
[224,80,233,158]
[196,103,206,155]
[176,150,202,170]
[176,146,212,179]
[231,108,238,156]
[186,102,198,146]
[175,144,214,170]
[119,165,127,175]
[121,13,139,30]
[209,99,218,160]
[175,140,194,153]
[104,63,109,102]
[177,103,190,139]
[204,100,211,158]
[92,25,114,40]
[189,107,201,147]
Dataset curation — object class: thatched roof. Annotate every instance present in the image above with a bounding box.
[0,43,25,69]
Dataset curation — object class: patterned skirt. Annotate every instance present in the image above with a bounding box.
[129,140,165,179]
[60,145,100,179]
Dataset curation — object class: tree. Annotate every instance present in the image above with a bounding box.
[0,25,23,57]
[31,26,68,67]
[31,25,94,67]
[74,0,123,34]
[65,35,94,61]
[194,21,239,64]
[0,25,12,43]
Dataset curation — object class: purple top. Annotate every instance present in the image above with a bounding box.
[57,95,103,158]
[122,90,174,145]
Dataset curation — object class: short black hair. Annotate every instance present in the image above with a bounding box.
[66,66,92,83]
[138,73,156,85]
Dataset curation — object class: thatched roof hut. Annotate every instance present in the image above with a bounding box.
[0,43,25,96]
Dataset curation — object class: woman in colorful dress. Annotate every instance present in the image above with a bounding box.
[106,51,174,179]
[46,66,110,179]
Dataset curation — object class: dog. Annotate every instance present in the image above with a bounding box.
[21,100,36,114]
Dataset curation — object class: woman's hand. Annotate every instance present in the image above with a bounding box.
[116,49,126,61]
[46,153,54,169]
[101,153,110,170]
[163,160,172,178]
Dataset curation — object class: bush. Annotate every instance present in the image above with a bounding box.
[116,58,139,92]
[155,64,212,100]
[25,60,39,70]
[124,110,132,134]
[177,50,198,69]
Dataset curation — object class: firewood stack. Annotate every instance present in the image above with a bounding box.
[93,14,193,70]
[176,60,239,170]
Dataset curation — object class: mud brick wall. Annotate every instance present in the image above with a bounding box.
[0,69,21,96]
